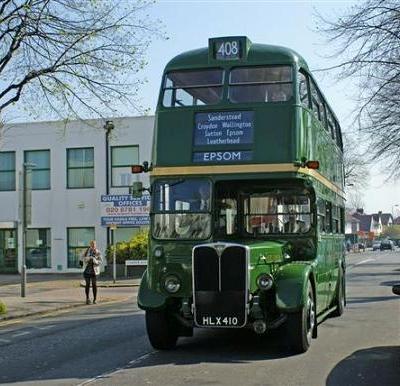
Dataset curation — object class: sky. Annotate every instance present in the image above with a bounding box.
[135,0,399,216]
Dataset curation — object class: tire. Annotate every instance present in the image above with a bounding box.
[145,309,178,350]
[332,268,345,317]
[286,280,316,354]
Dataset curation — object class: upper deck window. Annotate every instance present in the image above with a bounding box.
[228,66,293,103]
[298,71,309,108]
[162,69,223,107]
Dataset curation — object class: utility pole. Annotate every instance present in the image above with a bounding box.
[104,120,114,278]
[21,162,35,297]
[110,224,117,284]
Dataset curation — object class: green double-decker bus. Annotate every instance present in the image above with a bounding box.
[136,36,345,353]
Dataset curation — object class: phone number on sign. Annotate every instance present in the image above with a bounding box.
[105,206,149,214]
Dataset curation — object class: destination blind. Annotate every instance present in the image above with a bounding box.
[193,111,254,163]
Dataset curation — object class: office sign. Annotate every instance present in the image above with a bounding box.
[100,194,150,227]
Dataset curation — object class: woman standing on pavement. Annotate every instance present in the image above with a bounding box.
[80,240,102,304]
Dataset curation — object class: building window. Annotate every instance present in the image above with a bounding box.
[24,150,50,190]
[67,148,94,188]
[111,146,139,187]
[26,228,51,268]
[67,227,95,268]
[0,151,16,191]
[0,229,18,272]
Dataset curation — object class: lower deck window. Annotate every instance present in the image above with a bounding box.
[244,193,311,235]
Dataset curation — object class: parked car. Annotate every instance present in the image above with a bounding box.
[380,240,395,251]
[26,249,47,268]
[372,241,382,251]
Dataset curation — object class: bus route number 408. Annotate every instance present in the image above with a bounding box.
[216,40,240,60]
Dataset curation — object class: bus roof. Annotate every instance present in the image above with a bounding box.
[164,38,310,72]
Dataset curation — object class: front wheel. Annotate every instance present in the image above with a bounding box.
[286,280,316,354]
[145,309,178,350]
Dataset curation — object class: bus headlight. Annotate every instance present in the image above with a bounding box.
[164,275,181,293]
[257,273,273,291]
[284,253,291,260]
[154,246,164,259]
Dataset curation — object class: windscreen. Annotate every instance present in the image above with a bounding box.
[152,179,211,240]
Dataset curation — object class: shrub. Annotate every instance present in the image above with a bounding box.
[106,229,148,264]
[0,301,7,315]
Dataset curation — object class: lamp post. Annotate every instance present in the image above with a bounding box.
[104,120,114,278]
[104,120,114,196]
[21,162,36,297]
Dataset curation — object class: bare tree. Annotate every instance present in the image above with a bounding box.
[346,189,365,211]
[0,0,161,120]
[316,0,400,177]
[342,133,369,189]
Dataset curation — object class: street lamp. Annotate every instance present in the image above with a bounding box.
[103,120,114,279]
[104,120,114,196]
[21,162,36,297]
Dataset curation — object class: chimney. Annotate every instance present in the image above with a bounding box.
[356,208,364,214]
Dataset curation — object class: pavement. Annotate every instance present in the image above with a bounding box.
[0,274,141,322]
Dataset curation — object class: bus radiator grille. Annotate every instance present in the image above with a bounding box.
[193,244,248,327]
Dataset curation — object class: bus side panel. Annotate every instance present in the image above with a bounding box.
[275,262,314,313]
[137,269,168,311]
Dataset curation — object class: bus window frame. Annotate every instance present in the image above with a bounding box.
[335,121,343,151]
[227,64,295,104]
[298,70,311,109]
[150,177,214,241]
[304,70,344,154]
[241,190,313,236]
[161,68,225,108]
[326,108,336,141]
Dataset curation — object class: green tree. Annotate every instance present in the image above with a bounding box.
[0,0,162,120]
[381,225,400,240]
[106,229,148,264]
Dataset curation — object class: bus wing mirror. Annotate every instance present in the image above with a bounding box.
[129,181,143,197]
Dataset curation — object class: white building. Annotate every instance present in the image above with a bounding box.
[0,116,154,273]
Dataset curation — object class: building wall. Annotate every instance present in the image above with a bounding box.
[0,116,154,273]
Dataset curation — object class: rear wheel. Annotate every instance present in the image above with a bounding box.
[332,268,345,317]
[145,309,178,350]
[286,280,316,354]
